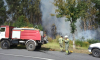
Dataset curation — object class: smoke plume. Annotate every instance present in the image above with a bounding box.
[40,0,100,40]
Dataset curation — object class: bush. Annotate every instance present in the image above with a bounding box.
[69,40,73,45]
[75,39,90,47]
[70,39,100,47]
[87,39,100,44]
[36,24,43,31]
[48,37,53,43]
[83,42,89,47]
[27,23,34,27]
[4,15,34,28]
[53,35,60,43]
[14,15,31,27]
[4,21,13,26]
[75,40,83,47]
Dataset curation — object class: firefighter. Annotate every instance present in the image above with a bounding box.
[58,36,63,51]
[64,35,70,55]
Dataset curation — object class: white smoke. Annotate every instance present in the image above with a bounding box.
[40,0,99,40]
[41,0,71,37]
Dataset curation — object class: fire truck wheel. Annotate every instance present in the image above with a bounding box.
[0,40,10,49]
[26,41,36,51]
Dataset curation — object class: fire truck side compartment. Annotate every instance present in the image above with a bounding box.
[20,30,41,40]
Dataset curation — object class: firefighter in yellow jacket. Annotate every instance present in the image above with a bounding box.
[58,36,63,51]
[64,35,70,55]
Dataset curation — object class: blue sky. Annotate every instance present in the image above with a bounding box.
[3,0,8,11]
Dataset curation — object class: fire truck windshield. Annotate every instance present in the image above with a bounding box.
[0,28,5,32]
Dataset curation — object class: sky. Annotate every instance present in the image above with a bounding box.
[3,0,8,11]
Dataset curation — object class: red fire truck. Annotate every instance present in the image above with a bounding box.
[0,25,48,51]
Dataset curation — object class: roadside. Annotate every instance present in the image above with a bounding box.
[42,42,90,54]
[0,42,90,54]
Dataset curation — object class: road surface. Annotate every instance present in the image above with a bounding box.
[0,48,99,60]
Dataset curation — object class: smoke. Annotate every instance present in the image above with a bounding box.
[40,0,100,40]
[41,0,71,37]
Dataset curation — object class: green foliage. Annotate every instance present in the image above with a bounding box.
[53,0,89,34]
[51,14,55,16]
[4,15,43,30]
[4,15,33,28]
[27,23,34,27]
[53,0,90,49]
[75,39,100,47]
[48,37,53,43]
[87,39,100,44]
[34,24,43,31]
[91,0,100,9]
[81,0,98,30]
[75,40,82,47]
[75,39,89,47]
[91,0,100,26]
[13,15,32,27]
[70,22,76,33]
[6,0,42,25]
[0,0,6,25]
[48,35,100,48]
[53,35,60,43]
[75,39,82,46]
[4,21,11,26]
[69,40,73,45]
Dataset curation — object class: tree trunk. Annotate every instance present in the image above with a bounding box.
[88,18,92,30]
[72,33,76,49]
[30,13,33,24]
[83,18,86,31]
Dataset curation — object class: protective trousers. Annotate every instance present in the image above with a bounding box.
[59,43,63,51]
[65,43,69,54]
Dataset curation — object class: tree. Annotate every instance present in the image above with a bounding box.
[14,15,33,27]
[81,0,98,30]
[27,0,42,24]
[6,0,20,20]
[6,0,42,25]
[0,0,7,25]
[51,24,57,39]
[53,0,89,49]
[91,0,100,27]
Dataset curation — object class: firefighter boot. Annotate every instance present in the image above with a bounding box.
[66,50,69,55]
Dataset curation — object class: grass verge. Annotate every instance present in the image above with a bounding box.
[0,42,90,54]
[42,42,90,54]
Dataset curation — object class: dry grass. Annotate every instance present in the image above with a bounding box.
[42,42,60,51]
[69,46,90,54]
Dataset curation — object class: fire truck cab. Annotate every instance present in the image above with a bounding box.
[0,25,48,51]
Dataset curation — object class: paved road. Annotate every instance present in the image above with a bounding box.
[0,48,100,60]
